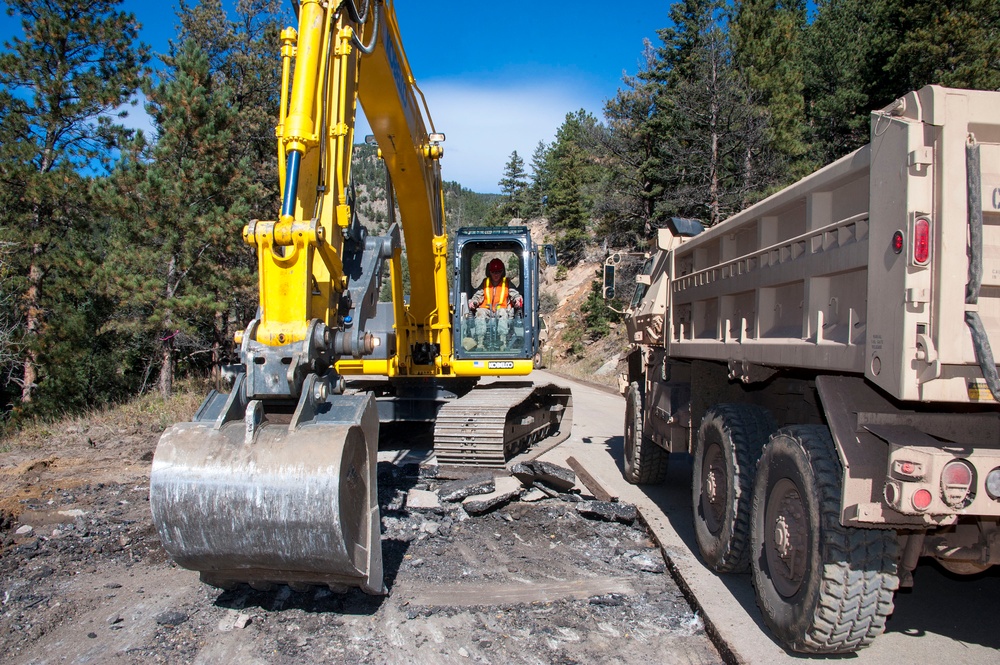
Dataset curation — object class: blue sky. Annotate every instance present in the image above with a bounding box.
[2,1,674,193]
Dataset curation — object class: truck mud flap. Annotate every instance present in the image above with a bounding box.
[150,392,384,594]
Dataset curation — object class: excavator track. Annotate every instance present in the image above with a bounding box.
[433,382,573,467]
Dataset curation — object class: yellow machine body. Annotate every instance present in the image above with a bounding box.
[150,0,569,595]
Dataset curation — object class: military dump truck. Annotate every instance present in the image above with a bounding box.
[607,86,1000,653]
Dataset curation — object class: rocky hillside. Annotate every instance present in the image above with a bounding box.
[523,217,630,388]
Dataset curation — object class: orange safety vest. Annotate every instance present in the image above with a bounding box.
[481,278,509,311]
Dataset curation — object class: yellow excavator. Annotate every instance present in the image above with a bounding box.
[149,0,571,595]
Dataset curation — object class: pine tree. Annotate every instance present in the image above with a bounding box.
[497,150,529,219]
[175,0,286,220]
[641,0,774,226]
[0,0,149,407]
[526,140,550,218]
[800,0,878,166]
[652,0,720,85]
[99,42,255,397]
[871,0,1000,98]
[598,41,661,246]
[731,0,810,178]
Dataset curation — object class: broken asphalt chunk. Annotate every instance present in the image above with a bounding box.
[462,477,522,516]
[406,489,442,511]
[437,474,495,502]
[509,460,576,492]
[576,500,638,525]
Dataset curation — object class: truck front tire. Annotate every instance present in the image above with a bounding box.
[692,404,776,573]
[750,425,899,653]
[623,381,669,484]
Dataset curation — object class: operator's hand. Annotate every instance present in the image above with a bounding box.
[515,297,524,312]
[468,301,479,315]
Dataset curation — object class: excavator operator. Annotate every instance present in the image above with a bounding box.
[469,258,523,347]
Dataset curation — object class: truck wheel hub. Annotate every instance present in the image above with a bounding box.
[706,467,719,502]
[765,479,808,597]
[773,494,805,561]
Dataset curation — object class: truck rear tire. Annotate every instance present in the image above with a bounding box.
[692,403,776,573]
[623,381,669,484]
[750,425,899,653]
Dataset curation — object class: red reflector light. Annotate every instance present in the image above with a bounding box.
[891,231,904,254]
[913,217,931,265]
[912,488,933,511]
[901,461,915,475]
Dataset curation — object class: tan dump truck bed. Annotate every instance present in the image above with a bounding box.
[646,85,1000,404]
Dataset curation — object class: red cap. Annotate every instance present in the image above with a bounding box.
[488,258,505,273]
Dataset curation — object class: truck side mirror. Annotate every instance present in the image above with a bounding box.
[603,264,615,299]
[543,244,557,266]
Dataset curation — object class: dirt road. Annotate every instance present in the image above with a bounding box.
[0,385,721,664]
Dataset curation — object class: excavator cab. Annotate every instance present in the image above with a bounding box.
[453,227,540,361]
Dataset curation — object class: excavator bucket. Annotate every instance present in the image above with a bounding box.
[150,382,384,594]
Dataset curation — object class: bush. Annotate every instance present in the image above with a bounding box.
[539,290,559,314]
[581,276,620,340]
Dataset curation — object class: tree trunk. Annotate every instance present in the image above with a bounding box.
[158,254,180,398]
[709,53,721,227]
[159,337,173,398]
[20,242,43,403]
[212,310,223,389]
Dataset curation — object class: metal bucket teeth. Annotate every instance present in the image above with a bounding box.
[150,394,384,594]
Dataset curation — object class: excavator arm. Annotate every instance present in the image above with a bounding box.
[245,0,451,394]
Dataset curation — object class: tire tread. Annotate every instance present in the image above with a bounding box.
[624,382,669,485]
[694,403,776,572]
[767,425,898,654]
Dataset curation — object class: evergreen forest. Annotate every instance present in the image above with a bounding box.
[0,0,997,422]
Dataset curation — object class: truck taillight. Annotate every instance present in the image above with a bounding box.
[912,488,932,511]
[912,217,931,265]
[941,459,974,508]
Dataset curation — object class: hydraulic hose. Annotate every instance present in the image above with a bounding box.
[344,0,369,24]
[351,0,380,54]
[962,136,1000,401]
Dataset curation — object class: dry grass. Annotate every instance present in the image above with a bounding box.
[0,379,208,453]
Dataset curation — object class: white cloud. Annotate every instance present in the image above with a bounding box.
[358,79,600,193]
[108,82,599,194]
[110,90,156,138]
